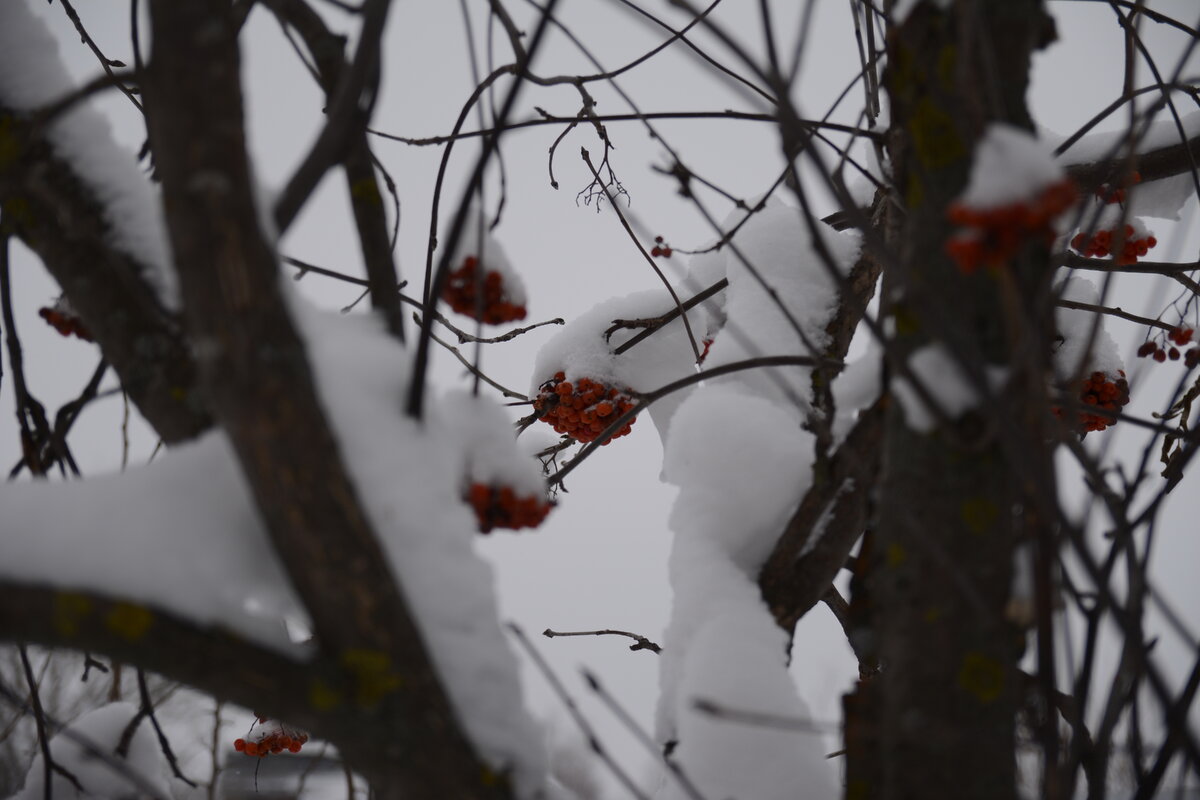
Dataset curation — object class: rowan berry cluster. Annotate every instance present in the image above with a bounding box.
[1070,225,1157,265]
[466,482,553,533]
[650,236,673,258]
[1096,171,1140,205]
[233,716,308,758]
[533,372,637,444]
[1138,327,1198,366]
[1054,370,1130,433]
[944,179,1077,274]
[442,256,527,324]
[37,306,92,341]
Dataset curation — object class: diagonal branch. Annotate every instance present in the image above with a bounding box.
[758,400,883,632]
[0,106,210,444]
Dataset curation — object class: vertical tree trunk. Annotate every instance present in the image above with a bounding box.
[847,2,1058,798]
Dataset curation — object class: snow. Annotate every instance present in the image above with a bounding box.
[892,343,1007,434]
[1052,110,1200,168]
[13,702,173,800]
[1053,276,1123,381]
[0,1,178,308]
[957,123,1063,211]
[0,433,308,654]
[442,390,547,497]
[530,287,712,447]
[1046,110,1200,221]
[703,203,862,413]
[2,295,549,795]
[641,199,854,797]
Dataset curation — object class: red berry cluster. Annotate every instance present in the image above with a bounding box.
[233,716,308,758]
[1097,171,1140,205]
[650,236,673,259]
[38,307,92,342]
[1070,225,1157,265]
[533,372,637,444]
[1054,370,1129,433]
[945,179,1077,274]
[442,256,527,325]
[466,483,553,533]
[1138,327,1198,366]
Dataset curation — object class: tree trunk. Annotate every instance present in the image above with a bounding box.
[847,2,1058,798]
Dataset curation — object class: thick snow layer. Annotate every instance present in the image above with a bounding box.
[0,433,307,654]
[958,124,1063,210]
[703,204,862,412]
[0,1,177,307]
[1053,110,1200,167]
[442,390,546,496]
[662,610,835,800]
[663,385,813,573]
[893,343,1007,434]
[2,296,547,794]
[291,300,547,792]
[13,702,172,800]
[1053,277,1123,380]
[531,287,711,447]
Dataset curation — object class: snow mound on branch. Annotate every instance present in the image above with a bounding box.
[442,390,546,497]
[662,610,834,800]
[651,199,852,796]
[531,287,712,446]
[293,304,547,792]
[0,1,177,307]
[14,702,172,800]
[1053,277,1123,380]
[703,203,861,412]
[957,124,1063,210]
[0,434,307,653]
[1,300,548,794]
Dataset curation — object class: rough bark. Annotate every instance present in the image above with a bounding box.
[139,2,506,795]
[847,3,1059,798]
[0,108,210,443]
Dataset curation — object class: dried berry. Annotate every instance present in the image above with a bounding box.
[1070,224,1157,265]
[233,717,309,759]
[442,256,527,325]
[466,482,553,533]
[533,372,638,445]
[38,304,93,342]
[945,179,1077,273]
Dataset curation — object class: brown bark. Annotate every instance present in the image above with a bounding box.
[848,2,1059,798]
[139,2,506,795]
[0,108,210,443]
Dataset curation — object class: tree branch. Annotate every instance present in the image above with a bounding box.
[0,106,210,443]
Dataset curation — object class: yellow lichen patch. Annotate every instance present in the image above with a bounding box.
[350,178,381,206]
[308,678,344,712]
[909,97,965,170]
[886,542,907,569]
[958,651,1005,703]
[105,603,153,642]
[937,45,958,91]
[0,116,21,171]
[923,605,943,623]
[341,649,404,708]
[53,592,93,638]
[960,497,998,535]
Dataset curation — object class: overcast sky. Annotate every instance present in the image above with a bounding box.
[4,1,1200,796]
